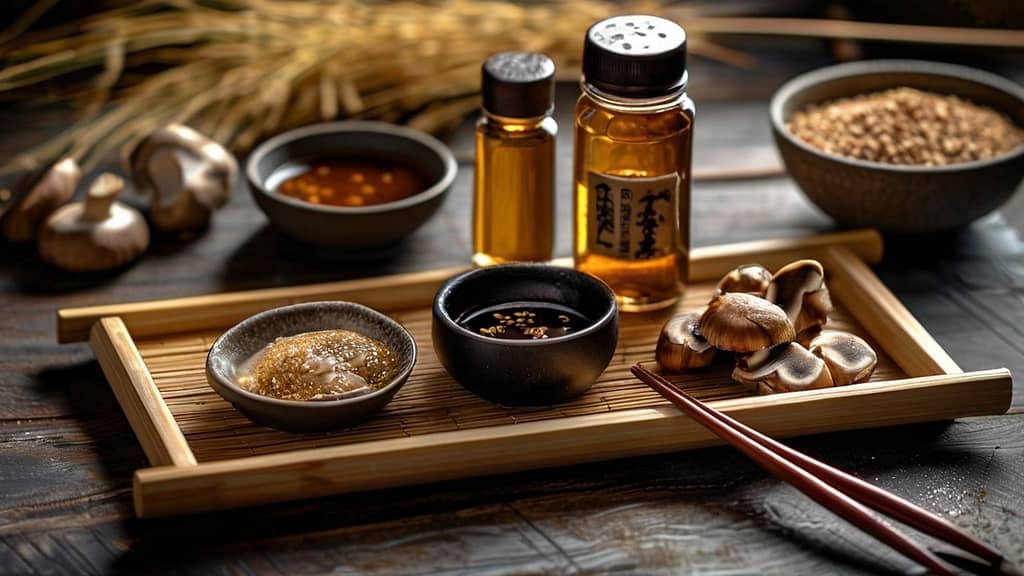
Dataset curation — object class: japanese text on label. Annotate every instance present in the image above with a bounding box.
[587,171,679,260]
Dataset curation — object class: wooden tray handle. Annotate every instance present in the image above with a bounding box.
[58,229,883,344]
[90,317,197,468]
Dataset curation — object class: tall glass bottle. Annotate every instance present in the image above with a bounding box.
[473,52,556,266]
[573,16,694,311]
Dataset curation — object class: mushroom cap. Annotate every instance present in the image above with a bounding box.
[1,157,81,243]
[37,173,150,272]
[128,124,237,233]
[657,311,716,372]
[808,330,877,386]
[765,259,833,334]
[715,264,773,297]
[732,342,833,394]
[699,292,796,353]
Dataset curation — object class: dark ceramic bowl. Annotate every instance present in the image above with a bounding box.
[771,60,1024,232]
[432,264,618,406]
[246,121,457,251]
[206,302,416,432]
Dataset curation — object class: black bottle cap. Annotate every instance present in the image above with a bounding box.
[482,52,555,118]
[583,15,687,98]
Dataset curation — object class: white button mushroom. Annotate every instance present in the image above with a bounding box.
[128,124,237,234]
[37,173,149,272]
[1,157,81,243]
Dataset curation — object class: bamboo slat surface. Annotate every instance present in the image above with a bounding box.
[134,282,901,463]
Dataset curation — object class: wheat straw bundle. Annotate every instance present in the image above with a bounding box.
[0,0,722,176]
[2,1,1016,178]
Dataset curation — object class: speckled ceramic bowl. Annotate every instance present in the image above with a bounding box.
[771,60,1024,232]
[206,301,416,432]
[246,121,457,252]
[432,264,618,406]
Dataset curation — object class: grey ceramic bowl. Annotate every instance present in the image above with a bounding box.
[206,301,416,432]
[246,121,457,251]
[432,264,618,406]
[771,60,1024,232]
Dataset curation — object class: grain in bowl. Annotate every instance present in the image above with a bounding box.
[787,87,1024,166]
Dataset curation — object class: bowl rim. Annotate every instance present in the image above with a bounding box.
[433,263,619,348]
[205,301,417,410]
[770,59,1024,173]
[245,120,458,215]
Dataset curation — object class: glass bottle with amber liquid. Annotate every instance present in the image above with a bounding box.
[573,16,694,311]
[473,52,556,266]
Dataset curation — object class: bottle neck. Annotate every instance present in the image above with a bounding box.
[481,110,551,132]
[580,71,689,113]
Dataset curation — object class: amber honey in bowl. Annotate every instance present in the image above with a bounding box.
[272,158,425,207]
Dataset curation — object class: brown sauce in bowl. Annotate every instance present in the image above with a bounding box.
[275,159,425,207]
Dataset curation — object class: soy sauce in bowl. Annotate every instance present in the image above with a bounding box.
[458,302,589,340]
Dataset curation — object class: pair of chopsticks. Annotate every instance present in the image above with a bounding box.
[630,364,1014,576]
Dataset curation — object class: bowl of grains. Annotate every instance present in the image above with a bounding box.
[771,60,1024,232]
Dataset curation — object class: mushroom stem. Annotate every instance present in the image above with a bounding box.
[82,173,124,222]
[38,172,148,272]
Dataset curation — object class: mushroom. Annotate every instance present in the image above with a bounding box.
[656,311,716,371]
[1,157,81,243]
[699,292,795,353]
[765,259,833,335]
[807,330,877,386]
[715,264,773,297]
[38,173,150,271]
[128,124,237,234]
[732,342,833,395]
[795,325,822,348]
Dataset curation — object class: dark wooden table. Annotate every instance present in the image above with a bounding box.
[2,37,1023,575]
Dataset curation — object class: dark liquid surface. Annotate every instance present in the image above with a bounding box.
[459,302,590,340]
[273,158,425,207]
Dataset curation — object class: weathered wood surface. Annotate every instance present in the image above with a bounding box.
[1,36,1022,575]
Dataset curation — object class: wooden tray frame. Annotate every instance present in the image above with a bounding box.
[58,230,1013,518]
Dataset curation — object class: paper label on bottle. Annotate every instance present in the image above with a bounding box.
[587,171,679,260]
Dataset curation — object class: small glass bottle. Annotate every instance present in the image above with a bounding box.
[573,16,694,311]
[473,52,557,267]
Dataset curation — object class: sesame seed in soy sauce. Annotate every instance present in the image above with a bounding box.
[458,302,590,340]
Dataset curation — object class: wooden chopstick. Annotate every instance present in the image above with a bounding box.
[632,363,1004,567]
[631,364,1006,576]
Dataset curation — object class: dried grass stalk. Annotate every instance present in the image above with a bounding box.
[0,0,715,176]
[2,1,1016,178]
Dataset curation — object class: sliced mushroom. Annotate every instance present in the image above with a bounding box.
[699,292,795,353]
[808,330,877,386]
[1,157,81,243]
[715,264,773,297]
[765,259,833,334]
[128,124,237,234]
[732,342,833,394]
[38,173,150,271]
[656,311,716,371]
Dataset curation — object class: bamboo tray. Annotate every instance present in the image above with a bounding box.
[58,229,1012,518]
